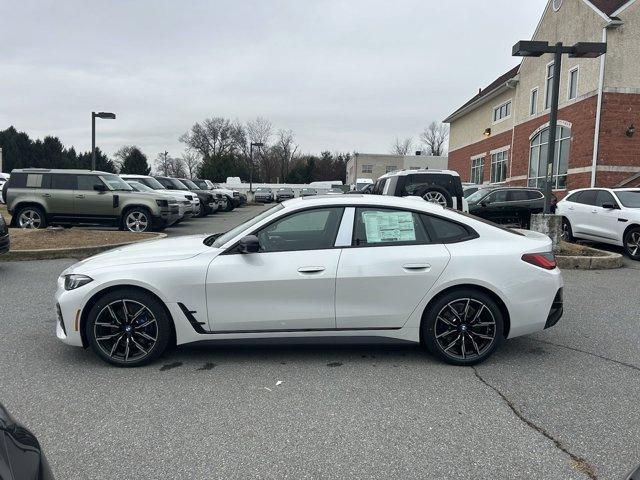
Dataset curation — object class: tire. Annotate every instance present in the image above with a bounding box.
[422,289,504,366]
[122,207,152,233]
[85,289,172,367]
[623,226,640,261]
[224,196,234,212]
[421,186,453,208]
[561,218,574,242]
[15,205,47,229]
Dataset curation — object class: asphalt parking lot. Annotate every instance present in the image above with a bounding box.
[0,205,638,480]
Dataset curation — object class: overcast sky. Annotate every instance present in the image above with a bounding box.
[1,0,547,160]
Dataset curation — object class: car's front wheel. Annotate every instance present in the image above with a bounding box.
[422,289,504,366]
[224,196,234,212]
[624,226,640,260]
[16,205,47,229]
[123,208,152,232]
[85,289,172,367]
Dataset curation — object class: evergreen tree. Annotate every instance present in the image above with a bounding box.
[119,146,151,175]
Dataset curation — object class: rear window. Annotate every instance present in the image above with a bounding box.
[422,215,475,243]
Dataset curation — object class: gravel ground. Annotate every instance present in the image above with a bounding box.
[0,205,638,480]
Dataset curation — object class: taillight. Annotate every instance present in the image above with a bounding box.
[522,252,557,270]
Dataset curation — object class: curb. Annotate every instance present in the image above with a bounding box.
[556,244,623,270]
[0,233,166,262]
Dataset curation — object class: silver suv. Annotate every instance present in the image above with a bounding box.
[4,169,180,232]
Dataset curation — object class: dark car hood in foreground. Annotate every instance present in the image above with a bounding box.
[0,404,54,480]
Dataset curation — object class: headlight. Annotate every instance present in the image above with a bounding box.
[64,274,93,291]
[156,199,168,207]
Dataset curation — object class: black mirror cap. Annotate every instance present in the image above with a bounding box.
[93,184,108,192]
[602,203,618,210]
[238,235,260,254]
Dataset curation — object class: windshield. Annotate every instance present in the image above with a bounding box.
[257,188,272,192]
[102,175,133,191]
[210,204,284,247]
[127,181,154,193]
[134,177,166,190]
[279,188,293,192]
[616,190,640,208]
[466,188,493,204]
[180,178,200,190]
[356,183,370,190]
[193,180,209,189]
[164,178,189,190]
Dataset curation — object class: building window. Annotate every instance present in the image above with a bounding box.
[568,67,579,100]
[544,63,554,109]
[386,165,397,173]
[493,100,512,122]
[490,150,508,183]
[530,88,538,116]
[528,125,571,190]
[470,157,484,184]
[361,164,373,173]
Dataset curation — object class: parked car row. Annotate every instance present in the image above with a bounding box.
[1,169,246,233]
[254,186,325,203]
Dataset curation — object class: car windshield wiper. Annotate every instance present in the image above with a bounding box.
[203,232,226,246]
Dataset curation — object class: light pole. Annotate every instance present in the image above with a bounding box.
[249,142,264,193]
[513,41,605,214]
[91,111,116,170]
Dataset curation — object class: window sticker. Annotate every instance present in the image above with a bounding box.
[362,210,416,243]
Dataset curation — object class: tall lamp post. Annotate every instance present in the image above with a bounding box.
[249,142,264,193]
[512,41,605,214]
[91,111,116,170]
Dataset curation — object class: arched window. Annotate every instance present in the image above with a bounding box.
[528,126,570,190]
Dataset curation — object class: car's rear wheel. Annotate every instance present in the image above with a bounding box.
[85,289,172,367]
[421,186,453,208]
[561,218,574,242]
[422,289,504,366]
[123,208,151,232]
[16,205,47,229]
[623,226,640,260]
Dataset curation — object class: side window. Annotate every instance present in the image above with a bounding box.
[507,190,529,202]
[526,190,543,200]
[595,190,616,208]
[488,190,509,203]
[257,207,343,252]
[565,191,582,203]
[50,174,76,190]
[77,175,105,191]
[25,174,45,188]
[422,215,474,243]
[353,208,429,246]
[578,190,597,206]
[372,178,387,195]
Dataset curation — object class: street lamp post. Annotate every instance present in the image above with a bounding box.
[91,111,116,170]
[249,142,264,194]
[513,41,606,214]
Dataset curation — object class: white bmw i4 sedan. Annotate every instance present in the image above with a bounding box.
[56,195,563,367]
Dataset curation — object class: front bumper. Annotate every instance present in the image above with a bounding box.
[0,233,9,255]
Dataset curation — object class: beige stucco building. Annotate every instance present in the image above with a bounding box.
[445,0,640,194]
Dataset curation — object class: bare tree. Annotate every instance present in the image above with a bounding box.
[155,152,187,177]
[390,137,413,156]
[179,117,246,159]
[272,129,298,181]
[246,117,272,146]
[420,122,449,156]
[113,145,135,171]
[181,150,202,178]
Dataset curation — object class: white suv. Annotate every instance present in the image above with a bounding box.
[556,188,640,260]
[372,169,468,212]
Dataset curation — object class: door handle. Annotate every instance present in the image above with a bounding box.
[75,194,85,199]
[403,263,431,271]
[43,193,51,198]
[297,266,325,273]
[568,207,574,210]
[591,209,597,214]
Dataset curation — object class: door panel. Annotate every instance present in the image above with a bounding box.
[206,250,341,331]
[335,244,450,328]
[74,175,116,217]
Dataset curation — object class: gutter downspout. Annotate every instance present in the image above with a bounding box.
[591,27,607,187]
[591,20,622,187]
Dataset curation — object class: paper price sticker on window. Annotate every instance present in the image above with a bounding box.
[362,210,416,243]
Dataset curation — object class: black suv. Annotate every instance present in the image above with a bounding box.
[466,186,555,228]
[371,169,466,211]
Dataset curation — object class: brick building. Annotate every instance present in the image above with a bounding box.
[444,0,640,196]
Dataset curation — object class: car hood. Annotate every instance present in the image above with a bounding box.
[213,188,234,196]
[67,234,215,273]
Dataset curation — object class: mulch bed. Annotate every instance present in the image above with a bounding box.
[9,228,157,251]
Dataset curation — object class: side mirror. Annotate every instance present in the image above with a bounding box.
[602,203,617,210]
[93,184,108,192]
[238,235,260,254]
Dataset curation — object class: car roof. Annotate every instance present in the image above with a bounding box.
[377,168,461,180]
[13,168,114,175]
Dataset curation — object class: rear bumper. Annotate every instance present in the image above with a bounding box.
[544,288,563,329]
